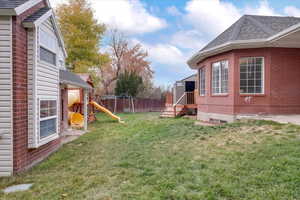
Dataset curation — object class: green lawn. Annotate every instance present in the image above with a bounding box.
[1,112,300,200]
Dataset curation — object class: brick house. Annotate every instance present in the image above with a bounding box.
[0,0,91,176]
[188,15,300,122]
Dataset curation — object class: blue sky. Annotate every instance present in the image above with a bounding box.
[50,0,300,87]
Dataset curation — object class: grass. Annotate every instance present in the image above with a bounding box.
[1,112,300,199]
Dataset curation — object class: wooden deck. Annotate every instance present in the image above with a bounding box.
[185,104,197,109]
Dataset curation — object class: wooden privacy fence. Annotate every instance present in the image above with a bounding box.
[97,97,165,113]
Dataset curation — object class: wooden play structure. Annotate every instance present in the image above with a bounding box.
[67,74,123,127]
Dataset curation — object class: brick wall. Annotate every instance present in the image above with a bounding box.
[196,51,235,115]
[233,48,300,115]
[233,48,272,115]
[12,1,61,173]
[195,47,300,118]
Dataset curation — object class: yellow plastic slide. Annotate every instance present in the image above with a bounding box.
[90,101,124,123]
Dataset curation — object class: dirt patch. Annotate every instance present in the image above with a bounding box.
[181,124,300,160]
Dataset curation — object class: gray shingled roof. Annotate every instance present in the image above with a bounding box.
[0,0,29,8]
[181,74,197,82]
[60,70,92,89]
[23,7,50,23]
[201,15,300,51]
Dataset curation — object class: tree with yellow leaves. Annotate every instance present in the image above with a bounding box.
[56,0,106,72]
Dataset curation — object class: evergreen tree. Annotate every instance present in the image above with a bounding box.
[115,71,143,97]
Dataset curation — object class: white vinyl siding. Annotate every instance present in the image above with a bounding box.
[27,29,36,148]
[0,16,13,176]
[28,17,61,148]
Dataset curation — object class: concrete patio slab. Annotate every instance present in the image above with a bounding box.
[61,129,88,145]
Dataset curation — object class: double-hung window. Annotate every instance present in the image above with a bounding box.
[212,60,228,94]
[40,100,57,139]
[199,67,206,96]
[240,57,264,94]
[39,28,57,66]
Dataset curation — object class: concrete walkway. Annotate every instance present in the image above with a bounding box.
[61,129,87,145]
[237,115,300,125]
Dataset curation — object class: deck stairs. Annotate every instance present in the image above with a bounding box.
[160,105,186,118]
[160,91,197,118]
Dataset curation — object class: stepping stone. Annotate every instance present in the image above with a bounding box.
[3,184,33,193]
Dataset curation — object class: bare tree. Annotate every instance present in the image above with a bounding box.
[99,29,153,95]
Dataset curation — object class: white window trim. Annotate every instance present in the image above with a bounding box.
[239,57,265,95]
[212,60,229,95]
[199,67,206,96]
[38,98,59,146]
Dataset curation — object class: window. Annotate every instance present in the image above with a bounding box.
[40,100,57,139]
[40,29,56,52]
[212,60,228,94]
[40,47,56,65]
[199,67,206,96]
[39,28,57,65]
[240,57,264,94]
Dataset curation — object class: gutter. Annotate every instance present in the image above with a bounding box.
[188,22,300,69]
[60,80,92,90]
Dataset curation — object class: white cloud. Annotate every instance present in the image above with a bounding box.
[284,6,300,17]
[171,30,205,50]
[184,0,281,37]
[144,43,186,67]
[166,6,182,16]
[49,0,67,8]
[185,0,241,36]
[131,39,191,72]
[244,0,279,16]
[50,0,167,35]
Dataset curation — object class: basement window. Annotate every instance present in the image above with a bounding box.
[199,67,206,96]
[212,60,228,94]
[40,100,57,139]
[240,57,264,94]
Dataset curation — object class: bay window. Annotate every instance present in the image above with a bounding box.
[212,60,228,94]
[240,57,264,94]
[199,67,206,96]
[40,100,57,139]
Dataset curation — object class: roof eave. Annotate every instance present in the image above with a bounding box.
[15,0,43,15]
[60,80,92,90]
[188,21,300,69]
[22,9,52,27]
[22,9,68,57]
[187,39,268,69]
[0,0,50,16]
